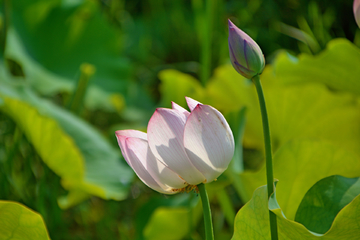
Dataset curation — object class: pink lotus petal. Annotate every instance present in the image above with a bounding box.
[115,129,147,139]
[183,104,235,182]
[116,137,171,194]
[354,0,360,28]
[185,96,202,112]
[147,108,206,185]
[115,130,181,194]
[171,101,190,118]
[126,137,187,190]
[115,130,147,166]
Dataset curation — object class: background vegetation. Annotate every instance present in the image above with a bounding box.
[1,0,360,239]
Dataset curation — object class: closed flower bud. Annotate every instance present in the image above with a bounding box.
[228,19,265,79]
[354,0,360,28]
[115,97,235,194]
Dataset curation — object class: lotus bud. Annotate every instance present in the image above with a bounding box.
[115,97,235,194]
[354,0,360,28]
[228,19,265,79]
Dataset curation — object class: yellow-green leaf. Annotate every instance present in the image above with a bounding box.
[159,69,205,108]
[1,96,84,184]
[233,183,360,239]
[0,74,133,208]
[240,140,360,220]
[141,192,204,240]
[144,207,192,240]
[207,63,360,155]
[0,201,50,240]
[275,39,360,95]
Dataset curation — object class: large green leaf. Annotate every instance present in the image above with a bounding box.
[0,201,50,240]
[264,83,360,155]
[144,206,201,240]
[135,192,202,240]
[206,62,360,154]
[232,183,360,239]
[275,39,360,95]
[159,69,205,108]
[5,27,125,112]
[240,140,360,220]
[11,0,131,92]
[6,0,129,111]
[0,71,133,208]
[5,27,73,95]
[0,95,84,183]
[295,175,360,234]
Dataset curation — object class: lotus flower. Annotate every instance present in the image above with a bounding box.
[228,19,265,79]
[354,0,360,28]
[115,97,235,194]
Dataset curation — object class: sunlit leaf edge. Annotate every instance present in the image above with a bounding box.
[0,83,132,207]
[0,200,50,240]
[0,95,84,183]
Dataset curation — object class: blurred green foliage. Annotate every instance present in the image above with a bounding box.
[0,201,50,240]
[1,0,360,239]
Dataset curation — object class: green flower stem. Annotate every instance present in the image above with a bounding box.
[252,75,279,240]
[200,0,216,86]
[0,0,10,61]
[67,63,95,114]
[198,183,214,240]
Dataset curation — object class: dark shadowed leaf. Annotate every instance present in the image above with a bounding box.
[295,175,360,234]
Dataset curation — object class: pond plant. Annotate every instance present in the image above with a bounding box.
[1,1,360,240]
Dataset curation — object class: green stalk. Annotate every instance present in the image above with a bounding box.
[252,75,278,240]
[199,0,216,86]
[0,0,10,61]
[67,63,95,114]
[198,183,214,240]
